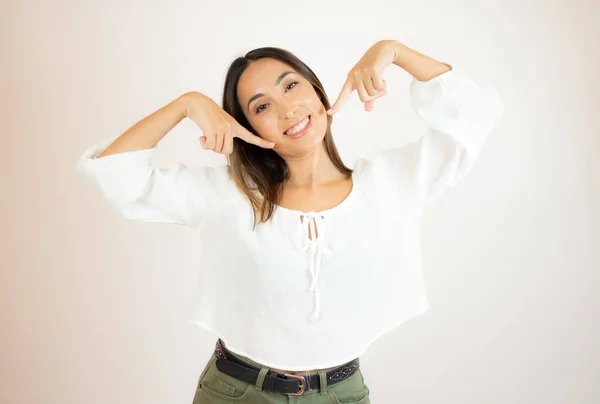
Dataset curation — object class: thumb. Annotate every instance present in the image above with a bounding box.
[365,89,386,112]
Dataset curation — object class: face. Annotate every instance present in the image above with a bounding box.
[236,58,328,157]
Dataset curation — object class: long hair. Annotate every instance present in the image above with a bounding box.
[222,47,352,230]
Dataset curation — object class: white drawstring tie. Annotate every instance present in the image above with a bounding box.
[293,212,332,323]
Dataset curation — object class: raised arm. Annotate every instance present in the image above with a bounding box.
[95,91,274,158]
[336,40,505,209]
[95,92,193,158]
[367,64,505,210]
[78,88,279,227]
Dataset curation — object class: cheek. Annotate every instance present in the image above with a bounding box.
[316,101,326,114]
[308,92,326,115]
[312,97,327,123]
[254,116,281,140]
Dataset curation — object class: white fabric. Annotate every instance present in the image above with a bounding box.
[77,64,505,370]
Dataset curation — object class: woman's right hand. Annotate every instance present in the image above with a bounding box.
[184,91,275,155]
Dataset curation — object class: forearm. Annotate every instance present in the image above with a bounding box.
[95,92,194,158]
[388,40,452,82]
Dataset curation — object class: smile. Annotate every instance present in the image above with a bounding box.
[284,116,312,138]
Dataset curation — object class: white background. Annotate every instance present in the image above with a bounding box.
[1,0,598,403]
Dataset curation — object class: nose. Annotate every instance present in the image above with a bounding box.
[280,98,299,119]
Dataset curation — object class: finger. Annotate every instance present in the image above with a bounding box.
[199,136,207,149]
[372,71,386,92]
[204,133,215,150]
[222,134,234,155]
[234,124,275,148]
[363,76,379,97]
[356,79,371,103]
[364,90,387,112]
[214,131,225,153]
[327,80,353,115]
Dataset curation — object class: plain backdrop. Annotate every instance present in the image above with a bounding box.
[1,0,599,403]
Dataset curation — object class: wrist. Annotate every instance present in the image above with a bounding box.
[180,91,204,118]
[388,40,407,66]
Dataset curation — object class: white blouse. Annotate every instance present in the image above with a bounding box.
[77,64,505,371]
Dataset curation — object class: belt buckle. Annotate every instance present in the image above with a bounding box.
[284,373,307,396]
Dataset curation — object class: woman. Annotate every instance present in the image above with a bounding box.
[78,40,505,403]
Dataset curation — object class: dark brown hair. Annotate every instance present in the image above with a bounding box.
[222,47,352,230]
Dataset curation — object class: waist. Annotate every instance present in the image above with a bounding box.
[219,338,347,375]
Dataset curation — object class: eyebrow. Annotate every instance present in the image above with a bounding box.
[246,71,295,111]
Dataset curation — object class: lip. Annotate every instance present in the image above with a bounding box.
[284,115,310,134]
[284,115,312,139]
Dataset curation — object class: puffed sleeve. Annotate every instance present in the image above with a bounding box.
[77,136,233,227]
[365,64,505,209]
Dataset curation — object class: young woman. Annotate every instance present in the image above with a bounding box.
[78,40,505,403]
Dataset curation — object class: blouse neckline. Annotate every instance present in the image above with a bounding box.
[274,169,359,216]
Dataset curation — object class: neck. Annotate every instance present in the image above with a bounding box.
[283,143,344,189]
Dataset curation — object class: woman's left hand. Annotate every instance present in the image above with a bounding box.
[327,40,398,115]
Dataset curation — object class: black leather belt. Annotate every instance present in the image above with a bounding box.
[213,339,360,396]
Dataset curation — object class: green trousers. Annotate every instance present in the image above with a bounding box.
[191,346,370,403]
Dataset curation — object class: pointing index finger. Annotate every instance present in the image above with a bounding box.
[234,123,275,149]
[327,80,353,116]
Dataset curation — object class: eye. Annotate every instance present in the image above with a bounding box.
[255,81,299,114]
[286,81,298,91]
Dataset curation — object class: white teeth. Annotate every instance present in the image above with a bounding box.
[285,116,310,135]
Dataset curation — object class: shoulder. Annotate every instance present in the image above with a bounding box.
[350,152,398,186]
[172,164,237,202]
